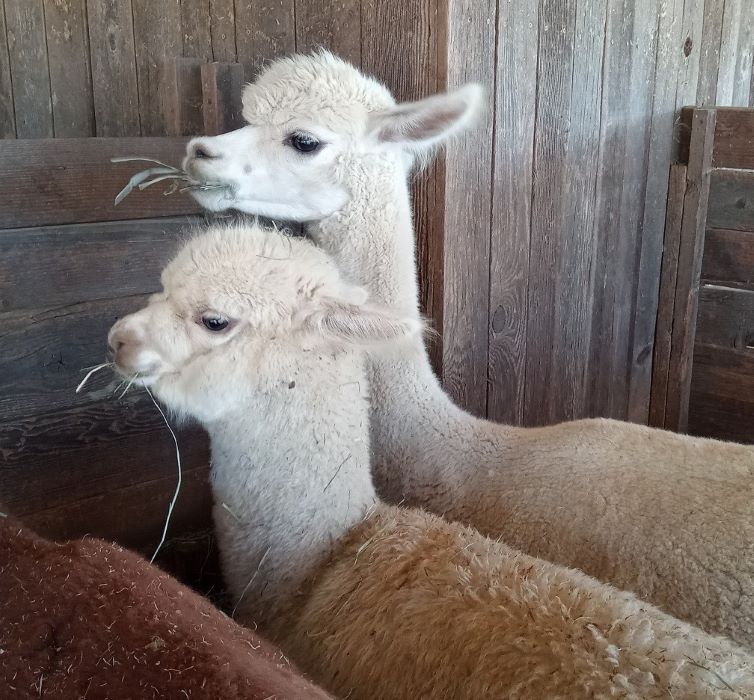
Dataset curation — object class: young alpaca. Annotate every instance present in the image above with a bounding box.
[107,224,754,700]
[182,51,754,647]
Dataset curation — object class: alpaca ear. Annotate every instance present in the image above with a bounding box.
[302,299,423,345]
[368,84,483,151]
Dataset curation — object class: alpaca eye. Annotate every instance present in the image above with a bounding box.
[201,314,230,332]
[288,133,321,153]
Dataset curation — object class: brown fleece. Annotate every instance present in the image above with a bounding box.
[0,514,331,700]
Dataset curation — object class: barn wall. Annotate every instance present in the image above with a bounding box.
[0,0,752,427]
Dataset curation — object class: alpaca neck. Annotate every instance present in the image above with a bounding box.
[205,348,377,632]
[310,155,419,314]
[309,156,485,504]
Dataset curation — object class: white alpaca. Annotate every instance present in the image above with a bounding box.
[109,224,754,700]
[182,52,754,647]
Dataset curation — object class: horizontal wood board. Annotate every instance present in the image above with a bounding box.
[0,138,201,229]
[0,217,210,561]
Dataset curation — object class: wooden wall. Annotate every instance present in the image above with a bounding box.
[1,0,753,428]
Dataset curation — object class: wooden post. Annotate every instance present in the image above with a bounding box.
[161,57,205,137]
[648,163,687,428]
[664,108,717,431]
[201,62,245,136]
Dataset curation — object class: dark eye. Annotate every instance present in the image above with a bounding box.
[201,314,230,332]
[288,132,321,153]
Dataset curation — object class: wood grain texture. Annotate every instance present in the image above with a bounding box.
[713,108,754,168]
[0,214,210,552]
[234,0,295,79]
[209,0,237,62]
[181,0,213,60]
[588,0,653,419]
[731,0,754,106]
[716,0,742,105]
[695,284,754,348]
[689,343,754,443]
[201,61,244,135]
[0,220,190,311]
[0,0,15,137]
[525,0,575,425]
[702,228,754,288]
[4,0,53,137]
[648,164,687,428]
[161,56,205,136]
[440,0,494,418]
[87,0,141,136]
[132,0,183,136]
[664,108,716,431]
[697,0,726,105]
[707,169,754,232]
[16,460,212,552]
[0,138,200,229]
[295,0,361,66]
[629,0,696,422]
[551,0,607,424]
[361,0,446,376]
[43,0,94,137]
[486,0,538,425]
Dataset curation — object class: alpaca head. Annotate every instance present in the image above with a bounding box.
[107,223,422,422]
[183,51,482,220]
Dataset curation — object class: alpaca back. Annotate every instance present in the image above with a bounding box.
[285,505,754,700]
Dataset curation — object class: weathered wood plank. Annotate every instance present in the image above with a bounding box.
[439,0,494,417]
[209,0,237,62]
[732,1,754,106]
[695,284,754,348]
[43,0,94,137]
[234,0,295,80]
[664,109,716,431]
[696,0,725,106]
[295,0,361,67]
[588,0,658,420]
[87,0,141,136]
[486,0,538,425]
[690,342,754,397]
[713,108,754,168]
[702,228,754,288]
[16,462,212,551]
[716,0,742,105]
[181,0,213,61]
[688,386,754,443]
[0,295,152,422]
[4,0,53,137]
[132,0,183,136]
[0,0,16,137]
[629,0,699,423]
[689,345,754,443]
[0,138,200,229]
[525,0,578,425]
[361,0,446,375]
[649,164,687,428]
[201,62,244,135]
[707,168,754,232]
[0,219,189,312]
[161,56,205,136]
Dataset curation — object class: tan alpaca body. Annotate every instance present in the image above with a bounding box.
[110,225,754,700]
[182,51,754,647]
[288,506,754,700]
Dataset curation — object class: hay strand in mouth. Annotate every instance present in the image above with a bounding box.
[75,362,114,393]
[145,386,182,564]
[111,156,229,206]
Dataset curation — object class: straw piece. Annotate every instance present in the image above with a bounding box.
[145,386,182,564]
